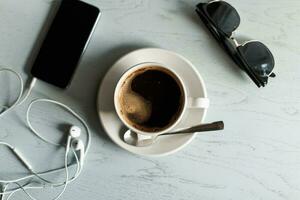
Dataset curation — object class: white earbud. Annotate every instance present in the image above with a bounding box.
[72,139,85,168]
[69,126,81,138]
[67,126,85,167]
[66,126,81,153]
[73,139,84,151]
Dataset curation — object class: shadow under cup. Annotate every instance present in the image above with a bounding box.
[114,63,187,135]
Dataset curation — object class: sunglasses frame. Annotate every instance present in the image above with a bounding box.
[196,0,275,87]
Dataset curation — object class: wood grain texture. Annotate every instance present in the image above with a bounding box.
[0,0,300,199]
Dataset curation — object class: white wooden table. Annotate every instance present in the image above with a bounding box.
[0,0,299,199]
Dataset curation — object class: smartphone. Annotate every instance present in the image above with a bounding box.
[31,0,100,88]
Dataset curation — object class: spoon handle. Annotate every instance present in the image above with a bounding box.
[162,121,224,136]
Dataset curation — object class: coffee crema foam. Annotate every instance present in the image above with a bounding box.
[119,79,152,124]
[118,66,184,132]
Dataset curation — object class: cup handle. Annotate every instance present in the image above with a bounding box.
[187,97,209,109]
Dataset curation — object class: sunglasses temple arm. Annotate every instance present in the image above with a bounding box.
[196,9,224,45]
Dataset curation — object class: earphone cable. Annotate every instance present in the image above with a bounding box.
[0,68,24,117]
[0,147,81,194]
[0,68,37,117]
[0,147,82,200]
[1,100,89,200]
[26,98,91,155]
[0,68,90,200]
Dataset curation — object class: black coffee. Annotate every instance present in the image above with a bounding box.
[119,66,184,132]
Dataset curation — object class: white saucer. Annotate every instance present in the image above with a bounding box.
[97,48,208,156]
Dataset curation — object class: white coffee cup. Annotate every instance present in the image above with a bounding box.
[114,62,209,136]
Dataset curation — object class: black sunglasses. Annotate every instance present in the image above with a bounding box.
[196,1,275,87]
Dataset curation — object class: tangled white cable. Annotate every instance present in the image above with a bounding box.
[0,67,91,200]
[0,68,36,117]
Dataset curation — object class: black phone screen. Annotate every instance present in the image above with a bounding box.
[31,0,100,88]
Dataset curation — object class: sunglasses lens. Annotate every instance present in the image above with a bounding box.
[205,1,240,37]
[238,41,275,77]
